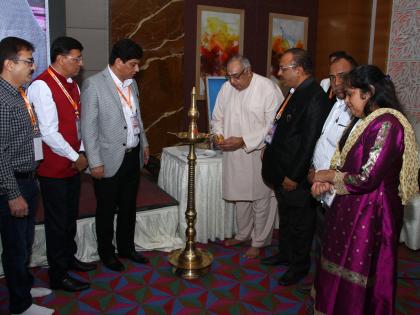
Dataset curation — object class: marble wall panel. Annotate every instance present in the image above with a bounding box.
[387,0,420,123]
[111,0,185,155]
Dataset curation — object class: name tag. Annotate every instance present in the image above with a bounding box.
[131,112,140,135]
[265,122,277,145]
[33,136,43,161]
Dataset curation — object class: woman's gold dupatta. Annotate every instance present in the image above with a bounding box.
[330,108,419,205]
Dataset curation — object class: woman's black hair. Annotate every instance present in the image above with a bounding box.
[338,65,404,151]
[346,64,404,116]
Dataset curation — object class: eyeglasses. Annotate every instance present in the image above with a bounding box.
[225,68,245,80]
[278,64,296,72]
[12,58,35,66]
[64,55,83,63]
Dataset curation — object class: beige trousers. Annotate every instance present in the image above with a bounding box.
[234,196,277,247]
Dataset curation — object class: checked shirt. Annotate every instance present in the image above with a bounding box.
[0,77,39,199]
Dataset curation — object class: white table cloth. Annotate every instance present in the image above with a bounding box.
[0,206,183,276]
[158,146,236,243]
[401,195,420,250]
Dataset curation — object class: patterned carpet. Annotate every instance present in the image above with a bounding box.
[0,241,419,314]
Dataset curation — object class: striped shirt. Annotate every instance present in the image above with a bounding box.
[0,77,39,199]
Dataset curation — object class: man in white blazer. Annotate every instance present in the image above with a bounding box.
[81,39,149,271]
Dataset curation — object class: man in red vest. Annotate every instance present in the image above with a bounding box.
[28,37,96,292]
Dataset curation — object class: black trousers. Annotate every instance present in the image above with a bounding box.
[0,178,37,314]
[38,174,80,282]
[93,147,140,260]
[314,203,326,260]
[274,186,317,274]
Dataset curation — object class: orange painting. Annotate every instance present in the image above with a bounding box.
[196,6,244,98]
[267,13,308,81]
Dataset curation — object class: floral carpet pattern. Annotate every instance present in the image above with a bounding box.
[0,242,419,314]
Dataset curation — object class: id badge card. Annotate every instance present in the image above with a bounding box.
[264,122,277,145]
[76,118,81,141]
[131,112,140,135]
[33,136,43,161]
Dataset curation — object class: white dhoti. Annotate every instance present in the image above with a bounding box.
[235,196,277,247]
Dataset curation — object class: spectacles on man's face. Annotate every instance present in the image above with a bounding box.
[225,68,246,80]
[64,55,83,63]
[278,64,296,72]
[12,58,35,67]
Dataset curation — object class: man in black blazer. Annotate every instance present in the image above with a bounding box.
[261,48,330,286]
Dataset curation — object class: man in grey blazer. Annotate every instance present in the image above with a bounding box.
[81,39,149,271]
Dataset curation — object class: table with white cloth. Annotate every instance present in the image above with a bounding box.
[401,194,420,250]
[158,146,237,243]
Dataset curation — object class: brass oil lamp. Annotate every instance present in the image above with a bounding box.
[168,87,213,279]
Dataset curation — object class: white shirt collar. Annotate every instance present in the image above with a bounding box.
[335,98,347,108]
[107,65,133,88]
[50,66,73,83]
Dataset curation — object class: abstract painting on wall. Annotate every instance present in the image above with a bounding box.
[267,13,308,86]
[196,5,244,99]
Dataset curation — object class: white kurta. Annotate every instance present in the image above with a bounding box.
[211,73,284,201]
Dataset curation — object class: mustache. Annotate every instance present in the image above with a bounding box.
[29,69,34,75]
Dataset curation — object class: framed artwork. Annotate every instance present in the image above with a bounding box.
[267,13,308,81]
[196,5,244,99]
[205,76,227,129]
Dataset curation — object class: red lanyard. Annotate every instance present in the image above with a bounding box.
[114,83,132,110]
[47,68,80,118]
[19,88,37,127]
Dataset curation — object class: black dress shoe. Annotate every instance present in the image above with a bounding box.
[119,251,149,264]
[277,268,307,286]
[102,256,125,272]
[50,274,90,292]
[260,253,289,266]
[70,258,97,272]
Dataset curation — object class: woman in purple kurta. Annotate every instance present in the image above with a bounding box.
[311,65,419,315]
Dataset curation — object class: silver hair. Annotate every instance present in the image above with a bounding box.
[227,54,251,70]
